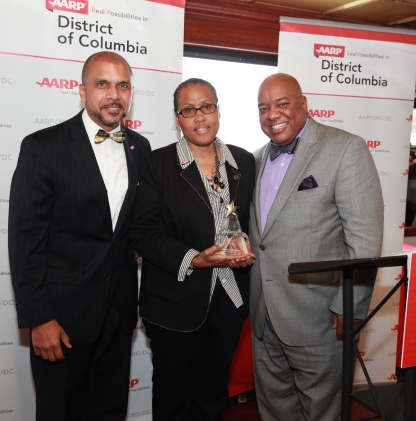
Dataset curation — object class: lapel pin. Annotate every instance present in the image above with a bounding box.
[234,175,239,180]
[130,145,135,150]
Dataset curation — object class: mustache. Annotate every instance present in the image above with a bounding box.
[101,102,123,109]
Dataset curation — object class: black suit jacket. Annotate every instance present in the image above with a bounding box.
[130,142,255,332]
[8,110,151,344]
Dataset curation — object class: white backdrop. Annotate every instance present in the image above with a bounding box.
[0,0,184,419]
[2,3,416,419]
[278,17,416,386]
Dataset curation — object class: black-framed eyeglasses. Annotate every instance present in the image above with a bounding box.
[177,103,218,118]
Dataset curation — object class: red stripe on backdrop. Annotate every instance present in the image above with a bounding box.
[146,0,185,8]
[0,52,182,75]
[303,92,414,101]
[280,22,416,45]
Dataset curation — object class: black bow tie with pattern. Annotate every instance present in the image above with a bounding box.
[94,129,126,144]
[269,137,300,161]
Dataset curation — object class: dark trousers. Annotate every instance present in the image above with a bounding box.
[144,283,244,421]
[30,303,133,421]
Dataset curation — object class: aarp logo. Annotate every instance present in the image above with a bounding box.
[356,351,365,359]
[36,78,79,90]
[129,378,139,389]
[122,120,143,130]
[309,109,335,118]
[314,44,345,58]
[46,0,88,15]
[367,140,381,149]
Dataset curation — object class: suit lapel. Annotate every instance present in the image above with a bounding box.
[66,114,113,231]
[113,133,139,237]
[180,161,212,212]
[253,145,269,236]
[261,121,318,238]
[180,159,243,212]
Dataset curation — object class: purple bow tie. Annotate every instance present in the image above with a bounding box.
[269,137,300,161]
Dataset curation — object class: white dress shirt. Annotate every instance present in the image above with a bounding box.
[82,111,128,231]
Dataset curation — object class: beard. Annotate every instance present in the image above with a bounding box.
[89,102,128,130]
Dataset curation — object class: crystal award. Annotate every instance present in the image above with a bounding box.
[215,201,248,255]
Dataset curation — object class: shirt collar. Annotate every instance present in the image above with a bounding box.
[176,136,238,170]
[297,116,309,139]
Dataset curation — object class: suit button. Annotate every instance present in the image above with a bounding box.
[260,245,266,251]
[104,273,109,279]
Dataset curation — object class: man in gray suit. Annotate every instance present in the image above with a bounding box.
[249,73,384,421]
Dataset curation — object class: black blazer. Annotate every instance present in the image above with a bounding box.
[8,110,151,344]
[130,142,255,332]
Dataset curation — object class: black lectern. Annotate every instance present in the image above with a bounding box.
[289,255,415,421]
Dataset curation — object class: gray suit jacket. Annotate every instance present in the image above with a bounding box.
[249,118,384,346]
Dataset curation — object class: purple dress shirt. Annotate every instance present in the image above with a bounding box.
[259,119,309,233]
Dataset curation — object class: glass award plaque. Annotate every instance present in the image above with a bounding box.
[216,201,248,255]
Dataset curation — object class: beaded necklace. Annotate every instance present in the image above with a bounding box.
[206,143,225,202]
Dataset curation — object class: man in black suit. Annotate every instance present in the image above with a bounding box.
[8,51,151,420]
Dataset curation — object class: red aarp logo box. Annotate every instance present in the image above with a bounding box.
[46,0,88,15]
[314,44,345,58]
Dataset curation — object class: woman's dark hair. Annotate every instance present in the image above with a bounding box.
[173,78,218,112]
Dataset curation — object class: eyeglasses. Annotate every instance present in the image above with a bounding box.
[177,103,218,118]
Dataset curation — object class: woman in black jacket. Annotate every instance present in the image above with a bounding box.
[130,78,255,420]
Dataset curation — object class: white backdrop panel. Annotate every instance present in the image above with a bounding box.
[0,0,184,419]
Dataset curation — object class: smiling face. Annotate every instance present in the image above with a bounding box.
[175,83,219,150]
[79,53,132,131]
[258,74,308,146]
